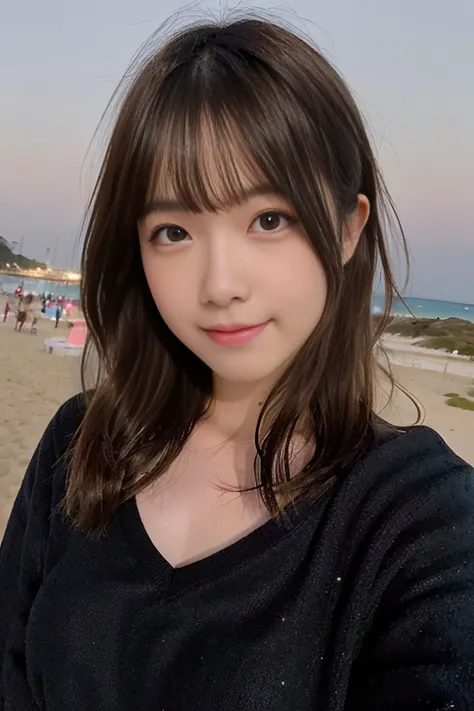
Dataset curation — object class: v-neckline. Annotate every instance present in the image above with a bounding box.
[118,493,315,597]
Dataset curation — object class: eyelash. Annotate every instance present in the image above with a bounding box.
[149,210,298,245]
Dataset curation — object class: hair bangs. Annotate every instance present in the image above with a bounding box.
[145,96,269,214]
[141,44,318,216]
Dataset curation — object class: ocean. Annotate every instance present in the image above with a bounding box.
[1,274,473,323]
[0,274,80,301]
[371,294,474,324]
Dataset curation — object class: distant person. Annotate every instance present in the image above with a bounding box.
[1,17,474,711]
[14,308,26,332]
[54,305,61,328]
[30,316,38,335]
[2,301,10,323]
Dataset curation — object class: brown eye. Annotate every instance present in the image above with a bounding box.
[152,225,190,245]
[251,212,292,233]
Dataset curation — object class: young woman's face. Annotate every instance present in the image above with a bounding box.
[138,183,327,386]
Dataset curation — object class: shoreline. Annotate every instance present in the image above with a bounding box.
[0,270,80,285]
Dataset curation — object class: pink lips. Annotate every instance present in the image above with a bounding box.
[204,321,269,346]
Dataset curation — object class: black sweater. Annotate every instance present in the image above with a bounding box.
[1,395,474,710]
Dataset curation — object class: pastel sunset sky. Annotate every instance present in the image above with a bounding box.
[1,0,472,302]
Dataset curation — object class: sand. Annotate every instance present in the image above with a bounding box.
[1,295,474,537]
[0,297,80,534]
[378,365,474,464]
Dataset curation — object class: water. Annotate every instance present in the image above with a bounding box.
[1,273,472,324]
[372,294,474,323]
[0,274,80,301]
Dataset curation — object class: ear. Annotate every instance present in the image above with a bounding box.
[342,194,370,264]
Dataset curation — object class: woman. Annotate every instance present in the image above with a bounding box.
[1,16,473,710]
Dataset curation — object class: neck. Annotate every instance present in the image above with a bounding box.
[203,375,275,443]
[196,373,314,495]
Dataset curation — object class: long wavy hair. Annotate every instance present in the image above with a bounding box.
[64,16,411,534]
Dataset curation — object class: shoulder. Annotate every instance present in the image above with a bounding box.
[353,423,473,492]
[46,392,88,456]
[21,394,88,505]
[385,423,471,486]
[332,424,474,543]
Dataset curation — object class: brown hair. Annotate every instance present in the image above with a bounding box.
[65,15,411,534]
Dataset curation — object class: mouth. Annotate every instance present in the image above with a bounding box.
[203,321,270,346]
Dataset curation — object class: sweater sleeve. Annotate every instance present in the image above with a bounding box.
[350,440,474,709]
[0,414,61,710]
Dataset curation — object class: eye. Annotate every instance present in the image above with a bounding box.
[250,211,294,234]
[150,225,190,245]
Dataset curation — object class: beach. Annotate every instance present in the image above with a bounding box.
[0,297,80,534]
[1,295,474,537]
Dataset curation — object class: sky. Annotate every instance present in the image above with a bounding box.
[0,0,473,302]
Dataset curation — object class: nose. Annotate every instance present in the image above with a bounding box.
[199,238,251,308]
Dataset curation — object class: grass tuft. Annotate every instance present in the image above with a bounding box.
[445,395,474,411]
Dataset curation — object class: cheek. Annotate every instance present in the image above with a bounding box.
[269,243,327,318]
[141,257,190,327]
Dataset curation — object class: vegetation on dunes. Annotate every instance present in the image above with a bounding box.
[444,395,474,411]
[382,317,474,357]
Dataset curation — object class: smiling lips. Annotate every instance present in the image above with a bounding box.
[203,321,270,346]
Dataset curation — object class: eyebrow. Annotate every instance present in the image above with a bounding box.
[141,184,283,217]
